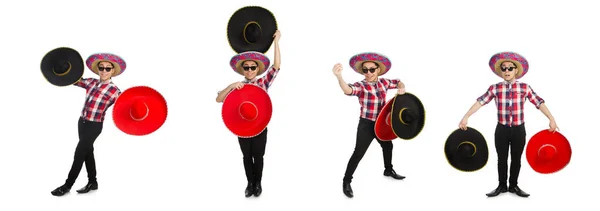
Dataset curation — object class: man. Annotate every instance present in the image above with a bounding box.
[216,30,281,197]
[51,53,125,196]
[458,51,559,198]
[332,52,406,198]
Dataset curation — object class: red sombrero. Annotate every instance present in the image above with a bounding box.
[113,86,168,136]
[374,98,397,141]
[222,83,272,138]
[526,130,572,174]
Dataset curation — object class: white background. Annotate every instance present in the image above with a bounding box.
[0,0,597,210]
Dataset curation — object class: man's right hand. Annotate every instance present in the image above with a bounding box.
[332,63,343,77]
[229,82,244,90]
[459,118,468,130]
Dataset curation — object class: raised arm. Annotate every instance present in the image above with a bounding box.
[332,63,354,95]
[272,30,280,70]
[73,78,90,89]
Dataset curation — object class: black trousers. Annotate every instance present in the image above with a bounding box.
[494,122,526,188]
[64,117,103,188]
[343,118,394,183]
[238,128,268,183]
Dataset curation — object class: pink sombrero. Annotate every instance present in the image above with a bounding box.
[374,98,397,141]
[349,52,392,76]
[86,53,127,77]
[526,130,572,174]
[229,51,271,76]
[489,51,529,79]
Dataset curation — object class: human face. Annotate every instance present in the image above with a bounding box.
[98,61,114,81]
[241,60,259,80]
[362,61,380,82]
[499,61,518,82]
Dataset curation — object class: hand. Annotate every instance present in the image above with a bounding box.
[229,82,244,90]
[549,120,559,132]
[332,63,343,76]
[459,117,468,130]
[273,30,281,42]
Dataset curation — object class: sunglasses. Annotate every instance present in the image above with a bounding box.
[98,67,113,72]
[500,66,516,72]
[242,66,258,71]
[362,68,377,74]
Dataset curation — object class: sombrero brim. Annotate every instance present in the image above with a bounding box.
[374,98,397,141]
[349,52,392,76]
[230,51,271,76]
[222,84,273,138]
[390,92,425,140]
[227,6,278,54]
[113,86,168,136]
[86,53,126,77]
[526,130,572,174]
[489,52,529,79]
[40,47,84,86]
[444,127,489,172]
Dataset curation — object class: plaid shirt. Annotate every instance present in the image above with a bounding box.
[347,78,401,121]
[477,81,545,127]
[241,66,280,92]
[74,78,121,122]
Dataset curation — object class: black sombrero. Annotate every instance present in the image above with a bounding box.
[40,47,84,86]
[445,127,489,172]
[390,92,425,140]
[227,6,278,54]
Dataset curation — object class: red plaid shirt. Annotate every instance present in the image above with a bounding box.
[241,66,280,91]
[477,81,545,127]
[74,78,121,122]
[347,78,401,121]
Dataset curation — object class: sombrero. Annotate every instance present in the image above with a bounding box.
[445,127,489,172]
[374,98,397,141]
[230,51,271,76]
[390,93,425,140]
[40,47,84,86]
[222,83,273,138]
[349,52,392,76]
[489,51,529,79]
[227,6,278,53]
[86,53,127,77]
[113,86,168,136]
[526,130,572,174]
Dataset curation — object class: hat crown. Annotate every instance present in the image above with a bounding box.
[53,60,70,74]
[457,142,476,158]
[538,144,557,160]
[239,101,258,121]
[400,109,415,124]
[130,100,149,121]
[244,22,261,43]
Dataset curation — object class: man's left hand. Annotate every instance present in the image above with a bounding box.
[549,120,559,132]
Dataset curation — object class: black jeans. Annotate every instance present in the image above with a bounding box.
[343,118,394,183]
[238,128,268,183]
[494,122,526,188]
[64,117,103,188]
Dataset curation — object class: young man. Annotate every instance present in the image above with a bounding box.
[458,51,559,198]
[216,30,281,197]
[332,52,406,198]
[51,53,125,196]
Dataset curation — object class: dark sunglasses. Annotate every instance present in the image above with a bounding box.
[242,66,258,71]
[362,68,377,74]
[500,66,516,72]
[98,67,113,72]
